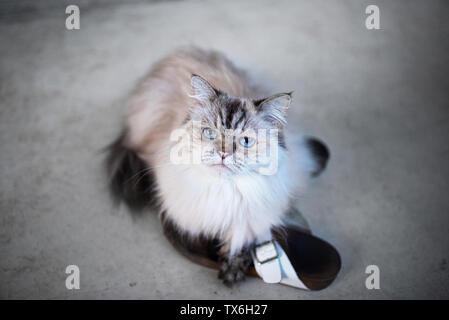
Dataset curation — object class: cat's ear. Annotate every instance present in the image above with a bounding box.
[254,92,292,127]
[190,74,218,104]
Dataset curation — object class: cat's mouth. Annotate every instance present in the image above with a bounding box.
[211,163,227,168]
[210,163,231,173]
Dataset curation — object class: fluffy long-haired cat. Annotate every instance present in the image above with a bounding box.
[106,47,329,285]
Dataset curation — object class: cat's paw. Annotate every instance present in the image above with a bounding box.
[218,249,252,287]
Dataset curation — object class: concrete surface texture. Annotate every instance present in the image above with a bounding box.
[0,0,448,299]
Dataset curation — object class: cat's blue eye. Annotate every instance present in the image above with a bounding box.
[239,136,255,148]
[202,128,217,140]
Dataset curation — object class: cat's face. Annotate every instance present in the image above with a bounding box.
[175,75,291,176]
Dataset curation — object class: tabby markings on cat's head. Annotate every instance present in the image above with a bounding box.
[169,75,292,176]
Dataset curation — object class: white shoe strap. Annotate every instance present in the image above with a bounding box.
[251,236,309,290]
[251,240,282,283]
[275,241,308,290]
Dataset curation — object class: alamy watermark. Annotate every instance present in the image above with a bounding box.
[65,265,80,290]
[169,122,280,175]
[365,5,380,30]
[365,265,380,290]
[65,5,80,30]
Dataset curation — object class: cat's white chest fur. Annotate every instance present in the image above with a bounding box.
[156,154,292,255]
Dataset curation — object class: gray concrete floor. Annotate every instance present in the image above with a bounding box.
[1,0,448,299]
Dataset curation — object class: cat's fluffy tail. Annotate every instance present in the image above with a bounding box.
[104,130,159,212]
[305,137,330,177]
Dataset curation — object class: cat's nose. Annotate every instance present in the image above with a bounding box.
[219,152,229,159]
